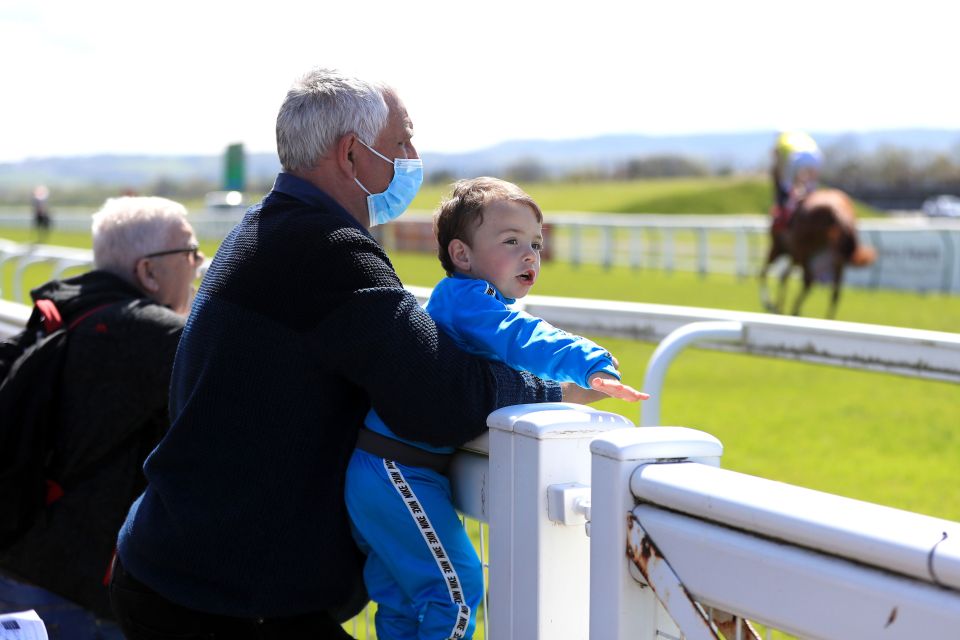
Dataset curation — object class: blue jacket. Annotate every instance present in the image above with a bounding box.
[365,274,617,453]
[116,174,560,619]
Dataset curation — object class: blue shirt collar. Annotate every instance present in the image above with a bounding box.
[268,172,371,238]
[450,272,516,305]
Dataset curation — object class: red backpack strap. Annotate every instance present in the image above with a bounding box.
[66,302,117,331]
[33,299,116,334]
[34,298,63,333]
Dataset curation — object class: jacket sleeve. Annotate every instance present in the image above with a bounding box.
[441,279,618,388]
[309,230,561,448]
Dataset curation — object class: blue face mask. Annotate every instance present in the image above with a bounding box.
[354,140,424,227]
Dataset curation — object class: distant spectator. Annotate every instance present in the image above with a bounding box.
[31,185,52,244]
[0,196,204,638]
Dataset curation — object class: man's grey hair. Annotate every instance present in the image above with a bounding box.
[91,196,190,280]
[276,67,390,172]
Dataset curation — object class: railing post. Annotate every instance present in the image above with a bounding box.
[697,228,709,277]
[734,229,748,281]
[602,226,615,270]
[588,426,723,640]
[486,403,633,640]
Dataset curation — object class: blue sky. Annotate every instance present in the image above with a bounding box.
[1,0,958,162]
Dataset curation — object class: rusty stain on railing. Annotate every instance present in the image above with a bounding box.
[627,513,721,640]
[627,514,762,640]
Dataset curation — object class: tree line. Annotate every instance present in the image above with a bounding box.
[2,144,959,208]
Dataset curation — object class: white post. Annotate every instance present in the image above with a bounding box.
[663,229,674,273]
[697,228,709,277]
[734,228,748,280]
[602,226,615,270]
[630,227,642,270]
[589,426,723,640]
[485,402,633,640]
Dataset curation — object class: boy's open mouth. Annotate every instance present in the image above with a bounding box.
[517,269,536,285]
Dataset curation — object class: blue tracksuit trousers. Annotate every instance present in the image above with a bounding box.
[345,450,483,640]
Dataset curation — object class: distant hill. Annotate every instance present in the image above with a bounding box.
[0,153,283,190]
[420,129,960,177]
[2,129,958,189]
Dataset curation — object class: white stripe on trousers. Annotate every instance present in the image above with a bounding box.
[382,459,472,639]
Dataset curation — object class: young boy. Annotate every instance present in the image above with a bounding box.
[345,177,646,639]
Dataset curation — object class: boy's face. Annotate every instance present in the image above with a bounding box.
[455,199,543,299]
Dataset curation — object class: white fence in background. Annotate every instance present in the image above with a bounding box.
[390,212,960,294]
[2,245,959,638]
[3,210,959,293]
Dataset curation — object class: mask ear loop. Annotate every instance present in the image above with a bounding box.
[353,139,387,196]
[354,177,373,195]
[357,139,394,165]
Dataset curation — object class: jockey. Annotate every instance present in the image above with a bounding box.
[771,131,822,232]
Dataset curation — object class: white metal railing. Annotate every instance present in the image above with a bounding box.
[406,286,960,389]
[0,241,94,302]
[588,426,960,639]
[451,407,960,639]
[0,242,209,307]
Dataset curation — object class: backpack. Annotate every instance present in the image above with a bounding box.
[0,298,114,547]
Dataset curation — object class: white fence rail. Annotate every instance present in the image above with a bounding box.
[3,211,959,293]
[405,286,960,391]
[589,425,960,640]
[451,407,960,639]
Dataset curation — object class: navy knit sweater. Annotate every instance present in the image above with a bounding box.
[116,174,560,619]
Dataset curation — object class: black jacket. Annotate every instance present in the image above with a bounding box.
[0,270,184,618]
[117,174,561,619]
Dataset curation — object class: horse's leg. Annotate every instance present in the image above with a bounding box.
[774,260,793,314]
[760,234,784,312]
[826,263,844,319]
[790,264,814,316]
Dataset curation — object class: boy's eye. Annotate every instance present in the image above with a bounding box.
[504,239,518,245]
[532,242,544,251]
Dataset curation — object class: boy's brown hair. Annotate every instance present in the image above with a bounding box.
[433,177,543,276]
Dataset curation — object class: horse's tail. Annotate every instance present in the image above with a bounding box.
[851,244,877,266]
[833,222,877,267]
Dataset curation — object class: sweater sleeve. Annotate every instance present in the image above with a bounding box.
[433,278,619,388]
[309,229,561,448]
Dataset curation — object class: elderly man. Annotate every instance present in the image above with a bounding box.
[111,68,592,640]
[0,196,203,637]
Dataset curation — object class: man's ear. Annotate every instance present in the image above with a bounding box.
[448,239,471,272]
[133,258,160,294]
[335,133,359,178]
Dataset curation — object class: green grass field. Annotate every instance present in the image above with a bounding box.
[412,175,881,217]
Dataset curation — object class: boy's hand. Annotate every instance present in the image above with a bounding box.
[588,373,649,403]
[561,382,607,405]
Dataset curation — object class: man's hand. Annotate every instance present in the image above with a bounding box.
[588,373,649,402]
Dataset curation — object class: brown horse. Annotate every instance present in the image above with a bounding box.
[759,188,877,318]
